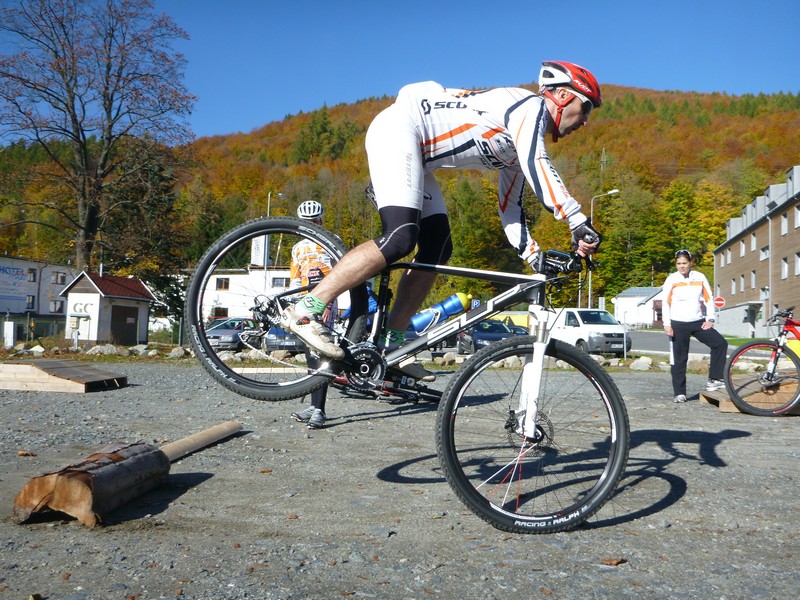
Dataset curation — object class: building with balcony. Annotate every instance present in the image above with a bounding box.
[713,165,800,338]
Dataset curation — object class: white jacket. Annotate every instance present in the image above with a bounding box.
[661,270,715,327]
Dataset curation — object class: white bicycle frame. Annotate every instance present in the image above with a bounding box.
[516,276,551,439]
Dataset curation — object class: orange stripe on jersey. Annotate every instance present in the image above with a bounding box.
[666,280,707,305]
[535,157,567,218]
[423,123,478,150]
[482,127,505,139]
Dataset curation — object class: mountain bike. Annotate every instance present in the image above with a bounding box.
[724,306,800,416]
[185,216,630,534]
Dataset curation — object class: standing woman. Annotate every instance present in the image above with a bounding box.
[662,250,728,403]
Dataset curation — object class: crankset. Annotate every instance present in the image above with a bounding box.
[344,342,387,390]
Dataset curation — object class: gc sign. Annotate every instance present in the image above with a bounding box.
[71,302,93,315]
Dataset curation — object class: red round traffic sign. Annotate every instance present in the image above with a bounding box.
[713,296,726,308]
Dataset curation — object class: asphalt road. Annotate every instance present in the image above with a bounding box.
[626,329,731,357]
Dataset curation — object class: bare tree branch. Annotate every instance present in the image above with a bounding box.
[0,0,195,268]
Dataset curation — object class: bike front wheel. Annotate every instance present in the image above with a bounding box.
[184,217,368,401]
[724,341,800,416]
[436,337,629,534]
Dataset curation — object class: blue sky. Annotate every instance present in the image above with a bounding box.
[155,0,800,139]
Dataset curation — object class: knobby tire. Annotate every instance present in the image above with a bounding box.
[724,341,800,416]
[185,217,368,401]
[436,336,629,534]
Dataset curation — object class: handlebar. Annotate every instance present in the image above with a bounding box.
[540,249,596,277]
[769,306,795,323]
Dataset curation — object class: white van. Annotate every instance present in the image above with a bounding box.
[548,309,631,356]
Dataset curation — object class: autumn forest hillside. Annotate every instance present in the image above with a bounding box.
[4,83,800,312]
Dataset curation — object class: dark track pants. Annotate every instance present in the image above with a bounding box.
[669,319,728,396]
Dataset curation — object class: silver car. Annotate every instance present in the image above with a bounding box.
[205,318,257,351]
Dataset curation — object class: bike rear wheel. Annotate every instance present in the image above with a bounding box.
[724,341,800,416]
[185,217,368,401]
[436,336,629,534]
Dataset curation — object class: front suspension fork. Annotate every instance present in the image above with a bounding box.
[515,300,551,439]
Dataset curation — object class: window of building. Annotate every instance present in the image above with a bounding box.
[726,248,731,263]
[750,232,757,251]
[215,277,230,291]
[26,295,35,309]
[781,257,789,280]
[739,274,744,292]
[719,253,725,267]
[51,271,66,285]
[739,240,745,257]
[781,213,788,235]
[272,277,290,288]
[751,270,756,289]
[795,252,800,276]
[795,205,800,228]
[211,307,228,319]
[760,246,770,261]
[49,300,65,313]
[715,284,721,297]
[730,279,736,295]
[27,269,36,282]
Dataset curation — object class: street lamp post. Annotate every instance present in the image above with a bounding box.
[587,189,619,309]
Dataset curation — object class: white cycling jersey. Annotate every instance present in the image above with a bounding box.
[365,81,588,262]
[661,270,716,326]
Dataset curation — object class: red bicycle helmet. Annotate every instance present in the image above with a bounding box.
[538,61,602,108]
[538,61,601,142]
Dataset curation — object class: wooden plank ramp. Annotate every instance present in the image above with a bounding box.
[699,389,740,413]
[0,359,127,393]
[700,386,800,415]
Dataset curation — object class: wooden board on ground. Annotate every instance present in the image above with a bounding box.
[0,359,127,393]
[701,385,800,415]
[699,388,740,413]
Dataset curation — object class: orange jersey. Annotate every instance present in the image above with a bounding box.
[290,239,333,290]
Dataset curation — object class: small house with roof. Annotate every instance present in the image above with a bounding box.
[61,272,155,346]
[610,286,663,328]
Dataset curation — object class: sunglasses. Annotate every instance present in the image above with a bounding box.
[675,250,692,259]
[582,101,593,117]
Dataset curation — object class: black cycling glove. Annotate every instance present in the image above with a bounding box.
[571,220,602,251]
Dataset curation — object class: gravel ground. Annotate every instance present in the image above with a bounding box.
[1,358,799,600]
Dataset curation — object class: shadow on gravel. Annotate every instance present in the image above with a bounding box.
[325,400,439,429]
[103,471,215,525]
[588,427,752,529]
[375,427,753,532]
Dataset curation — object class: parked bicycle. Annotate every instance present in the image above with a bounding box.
[185,217,630,534]
[724,306,800,416]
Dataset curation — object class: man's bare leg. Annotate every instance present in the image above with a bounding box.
[282,240,386,359]
[309,240,387,304]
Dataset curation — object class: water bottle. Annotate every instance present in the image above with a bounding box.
[409,293,471,333]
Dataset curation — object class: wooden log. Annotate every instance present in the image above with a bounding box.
[12,420,242,527]
[160,420,243,461]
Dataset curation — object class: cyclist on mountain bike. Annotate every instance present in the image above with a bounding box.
[282,60,603,363]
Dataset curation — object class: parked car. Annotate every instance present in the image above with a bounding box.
[263,325,306,354]
[548,309,632,356]
[205,317,258,351]
[509,325,530,336]
[457,319,516,354]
